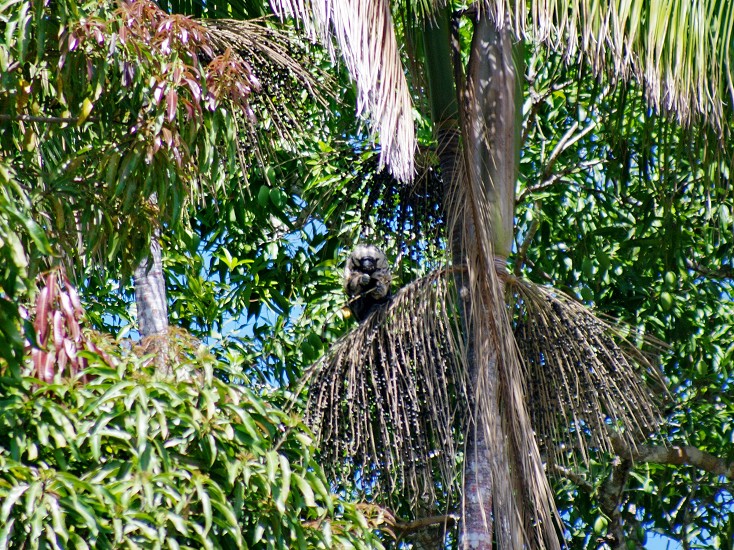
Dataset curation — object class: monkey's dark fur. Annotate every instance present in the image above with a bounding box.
[344,245,392,322]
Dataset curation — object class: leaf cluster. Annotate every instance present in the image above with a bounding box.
[0,0,257,276]
[0,340,381,549]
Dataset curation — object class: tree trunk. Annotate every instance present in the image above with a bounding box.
[133,229,169,372]
[424,11,507,548]
[425,9,560,549]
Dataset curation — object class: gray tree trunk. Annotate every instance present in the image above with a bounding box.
[133,229,169,372]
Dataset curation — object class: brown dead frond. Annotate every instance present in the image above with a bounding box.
[505,272,669,470]
[134,326,209,381]
[303,268,468,511]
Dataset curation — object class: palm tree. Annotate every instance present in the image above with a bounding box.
[271,0,734,548]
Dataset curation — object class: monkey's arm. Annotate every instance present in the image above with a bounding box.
[345,269,371,296]
[370,270,391,300]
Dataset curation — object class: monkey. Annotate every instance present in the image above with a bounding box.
[344,245,392,322]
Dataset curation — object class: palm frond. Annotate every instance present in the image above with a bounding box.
[303,269,468,511]
[202,18,330,147]
[302,261,667,540]
[487,0,734,135]
[506,273,668,469]
[271,0,416,182]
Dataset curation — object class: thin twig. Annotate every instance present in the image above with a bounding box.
[518,159,603,202]
[552,464,594,492]
[514,201,541,276]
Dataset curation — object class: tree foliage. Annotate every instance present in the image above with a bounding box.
[0,335,381,549]
[1,0,733,548]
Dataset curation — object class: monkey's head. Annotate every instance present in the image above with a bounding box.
[348,244,387,275]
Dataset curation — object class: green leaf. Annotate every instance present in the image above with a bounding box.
[293,474,315,508]
[1,484,29,522]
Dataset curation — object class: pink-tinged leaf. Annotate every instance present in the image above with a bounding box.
[34,287,50,345]
[204,92,216,112]
[173,66,181,84]
[40,351,55,383]
[64,339,78,365]
[68,319,81,343]
[46,273,57,307]
[56,349,67,379]
[180,28,188,44]
[166,89,178,122]
[31,348,41,373]
[65,280,83,315]
[68,34,79,52]
[87,59,94,81]
[60,292,75,320]
[153,84,165,105]
[250,74,261,93]
[107,33,117,56]
[186,78,201,103]
[53,310,65,351]
[245,105,256,124]
[122,62,134,87]
[160,37,171,55]
[161,127,172,147]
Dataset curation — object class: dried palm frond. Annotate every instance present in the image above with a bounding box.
[505,272,669,470]
[303,268,469,511]
[271,0,416,182]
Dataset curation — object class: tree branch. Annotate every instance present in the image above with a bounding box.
[518,159,603,203]
[551,463,594,492]
[636,444,734,479]
[348,503,458,539]
[0,113,98,124]
[514,201,541,276]
[599,456,633,549]
[685,258,734,281]
[609,433,734,479]
[554,437,733,549]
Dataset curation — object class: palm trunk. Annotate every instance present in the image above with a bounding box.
[133,229,169,372]
[425,9,560,549]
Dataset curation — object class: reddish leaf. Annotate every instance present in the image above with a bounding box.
[34,286,50,346]
[65,279,83,315]
[68,33,79,52]
[185,78,200,103]
[64,339,78,366]
[53,310,65,351]
[166,89,178,122]
[59,292,75,320]
[161,127,172,148]
[56,348,67,379]
[153,84,165,105]
[39,350,55,383]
